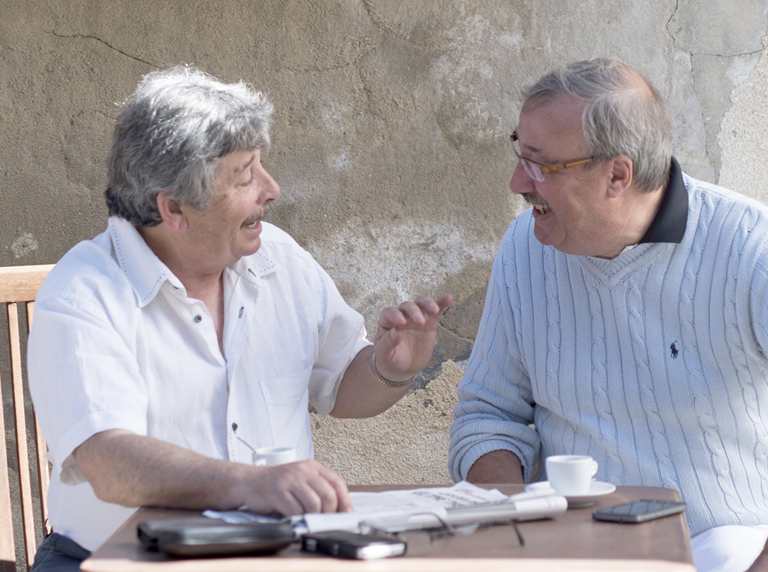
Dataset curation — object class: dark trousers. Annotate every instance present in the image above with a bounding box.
[29,532,90,572]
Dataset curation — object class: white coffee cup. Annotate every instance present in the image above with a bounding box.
[546,455,598,496]
[252,447,296,467]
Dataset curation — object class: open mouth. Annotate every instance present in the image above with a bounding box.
[523,193,552,216]
[242,204,270,229]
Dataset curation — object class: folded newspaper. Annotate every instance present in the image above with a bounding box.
[205,481,567,534]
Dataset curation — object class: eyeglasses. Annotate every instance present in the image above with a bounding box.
[510,131,593,182]
[359,512,525,546]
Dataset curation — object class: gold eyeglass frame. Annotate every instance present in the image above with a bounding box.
[510,131,593,182]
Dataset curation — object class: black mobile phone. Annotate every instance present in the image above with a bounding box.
[301,531,406,560]
[592,499,687,523]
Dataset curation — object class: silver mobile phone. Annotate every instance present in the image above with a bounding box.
[301,531,406,560]
[592,499,686,523]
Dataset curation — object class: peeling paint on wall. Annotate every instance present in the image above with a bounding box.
[668,51,716,182]
[10,233,39,259]
[719,38,768,201]
[432,14,523,146]
[310,218,498,334]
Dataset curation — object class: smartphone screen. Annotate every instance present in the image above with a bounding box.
[592,500,686,523]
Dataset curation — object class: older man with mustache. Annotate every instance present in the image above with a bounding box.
[27,66,451,572]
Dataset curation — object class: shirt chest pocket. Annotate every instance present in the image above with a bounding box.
[259,366,312,450]
[261,366,311,406]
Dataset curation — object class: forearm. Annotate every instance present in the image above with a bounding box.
[74,429,250,510]
[450,375,538,483]
[74,429,353,515]
[466,450,525,485]
[331,294,451,418]
[330,346,412,418]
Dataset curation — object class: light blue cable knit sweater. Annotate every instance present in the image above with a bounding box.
[449,172,768,535]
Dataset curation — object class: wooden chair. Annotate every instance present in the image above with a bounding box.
[0,265,54,571]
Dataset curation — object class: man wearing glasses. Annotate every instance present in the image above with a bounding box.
[449,58,768,571]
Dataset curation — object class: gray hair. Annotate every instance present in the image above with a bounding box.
[106,66,274,226]
[521,59,672,192]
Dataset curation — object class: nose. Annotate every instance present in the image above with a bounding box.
[510,163,534,195]
[258,167,281,203]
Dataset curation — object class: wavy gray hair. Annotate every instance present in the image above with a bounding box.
[106,66,274,226]
[521,59,672,192]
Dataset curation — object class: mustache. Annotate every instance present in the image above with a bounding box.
[523,193,552,210]
[242,202,272,227]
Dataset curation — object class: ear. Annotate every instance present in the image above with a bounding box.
[606,155,633,198]
[155,190,188,231]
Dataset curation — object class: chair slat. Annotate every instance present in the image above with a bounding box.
[0,359,16,567]
[27,301,50,534]
[1,265,53,570]
[0,266,53,304]
[8,303,37,565]
[34,423,49,535]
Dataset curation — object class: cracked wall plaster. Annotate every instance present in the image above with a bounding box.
[668,52,717,182]
[666,0,768,183]
[2,0,768,486]
[720,37,768,200]
[690,52,761,177]
[667,0,768,55]
[309,218,498,337]
[432,13,523,147]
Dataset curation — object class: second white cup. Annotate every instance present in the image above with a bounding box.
[252,446,296,467]
[546,455,598,496]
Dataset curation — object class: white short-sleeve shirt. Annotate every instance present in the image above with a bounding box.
[28,216,370,550]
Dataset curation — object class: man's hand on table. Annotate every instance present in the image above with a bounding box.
[74,429,353,516]
[236,460,353,515]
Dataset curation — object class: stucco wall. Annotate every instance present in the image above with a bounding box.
[2,0,768,491]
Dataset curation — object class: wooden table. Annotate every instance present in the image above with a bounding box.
[81,485,694,571]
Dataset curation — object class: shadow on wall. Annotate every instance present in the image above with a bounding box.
[312,360,464,485]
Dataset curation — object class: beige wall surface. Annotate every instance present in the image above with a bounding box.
[2,0,768,488]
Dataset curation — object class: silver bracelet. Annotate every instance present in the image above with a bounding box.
[371,353,416,388]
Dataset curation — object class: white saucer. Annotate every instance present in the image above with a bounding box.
[526,481,616,508]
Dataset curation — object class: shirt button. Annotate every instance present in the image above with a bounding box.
[194,315,202,323]
[232,422,238,431]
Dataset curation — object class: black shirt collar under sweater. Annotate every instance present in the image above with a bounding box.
[638,156,687,245]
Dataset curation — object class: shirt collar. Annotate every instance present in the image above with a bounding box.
[108,217,182,306]
[638,156,688,244]
[231,247,278,287]
[108,216,279,305]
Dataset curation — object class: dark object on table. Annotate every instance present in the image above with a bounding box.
[138,517,295,558]
[593,500,687,524]
[301,530,407,560]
